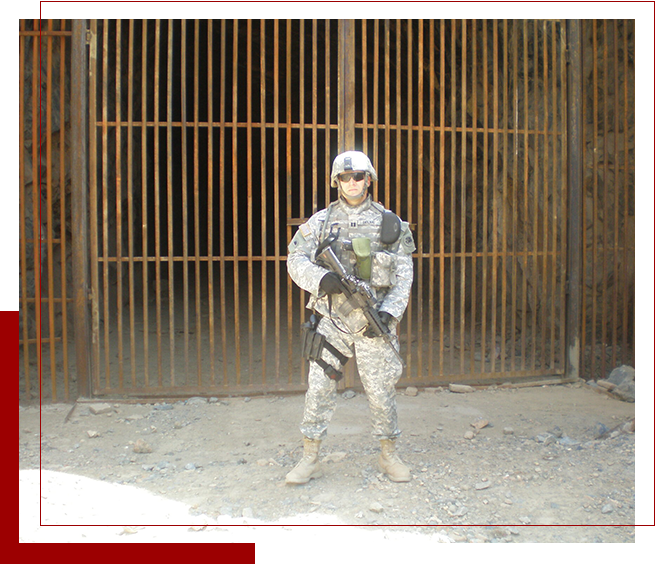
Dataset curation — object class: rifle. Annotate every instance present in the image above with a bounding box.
[315,236,406,368]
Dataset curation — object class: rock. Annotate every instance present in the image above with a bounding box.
[607,365,634,386]
[613,379,635,403]
[475,481,491,490]
[470,418,489,430]
[87,430,100,438]
[153,403,173,411]
[449,383,474,393]
[125,414,144,421]
[244,397,251,403]
[133,439,153,453]
[503,427,514,435]
[342,390,356,399]
[369,502,384,513]
[601,504,614,514]
[518,515,531,524]
[208,397,219,403]
[596,380,617,391]
[405,386,419,396]
[184,462,197,471]
[464,430,475,440]
[186,397,207,405]
[324,452,347,463]
[256,459,269,467]
[89,403,113,415]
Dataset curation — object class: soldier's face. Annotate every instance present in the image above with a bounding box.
[338,171,369,205]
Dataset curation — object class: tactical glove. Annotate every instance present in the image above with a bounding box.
[364,311,393,338]
[319,272,343,295]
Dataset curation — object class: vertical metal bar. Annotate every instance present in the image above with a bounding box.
[19,22,31,396]
[285,20,293,384]
[611,20,620,369]
[384,20,390,211]
[207,19,216,386]
[521,20,532,370]
[154,20,163,386]
[395,20,401,216]
[510,20,519,374]
[166,20,176,386]
[181,19,190,384]
[260,19,268,386]
[89,20,100,392]
[115,20,124,389]
[459,19,467,375]
[101,20,111,389]
[46,20,57,399]
[417,20,425,379]
[232,20,242,384]
[428,20,435,380]
[286,19,293,384]
[559,19,569,372]
[361,20,368,158]
[549,20,559,369]
[373,22,380,201]
[591,20,599,378]
[565,19,583,380]
[32,19,42,396]
[71,20,91,397]
[324,20,331,210]
[273,20,281,382]
[311,19,318,216]
[449,19,456,375]
[481,21,489,374]
[219,19,228,386]
[140,19,150,387]
[600,19,609,378]
[406,20,414,375]
[59,20,70,398]
[491,20,499,373]
[500,20,509,373]
[470,20,478,374]
[194,19,202,386]
[621,21,632,366]
[540,20,550,369]
[439,19,445,378]
[247,19,254,386]
[338,19,355,151]
[298,19,307,382]
[127,20,136,388]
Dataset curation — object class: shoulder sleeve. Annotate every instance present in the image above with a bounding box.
[286,211,330,296]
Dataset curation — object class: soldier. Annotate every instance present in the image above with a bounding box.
[286,151,416,484]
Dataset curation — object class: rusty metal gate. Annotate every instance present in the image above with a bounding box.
[19,19,635,402]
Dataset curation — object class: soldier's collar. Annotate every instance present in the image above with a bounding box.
[336,194,372,213]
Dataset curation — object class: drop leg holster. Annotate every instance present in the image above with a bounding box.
[300,314,349,381]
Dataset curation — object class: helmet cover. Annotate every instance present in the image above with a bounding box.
[330,151,378,188]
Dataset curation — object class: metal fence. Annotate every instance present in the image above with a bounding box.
[18,19,635,402]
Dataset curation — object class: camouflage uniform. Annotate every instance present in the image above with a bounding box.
[287,195,415,441]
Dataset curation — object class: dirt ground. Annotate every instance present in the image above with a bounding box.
[20,380,639,545]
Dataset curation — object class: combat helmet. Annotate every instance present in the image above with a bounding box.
[330,151,378,188]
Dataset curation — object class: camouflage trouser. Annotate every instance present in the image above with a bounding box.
[300,316,403,441]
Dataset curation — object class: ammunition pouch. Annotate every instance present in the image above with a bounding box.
[352,237,372,280]
[301,314,349,381]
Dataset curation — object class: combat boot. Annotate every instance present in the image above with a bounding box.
[378,438,411,482]
[285,437,322,484]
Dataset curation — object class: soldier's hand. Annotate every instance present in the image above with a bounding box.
[364,311,393,338]
[319,272,343,295]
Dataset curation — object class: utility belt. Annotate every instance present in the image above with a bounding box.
[300,313,349,381]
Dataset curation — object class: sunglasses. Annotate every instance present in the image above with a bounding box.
[338,172,366,183]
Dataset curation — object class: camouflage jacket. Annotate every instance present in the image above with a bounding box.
[287,195,415,333]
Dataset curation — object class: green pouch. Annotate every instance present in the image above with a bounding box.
[352,237,372,280]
